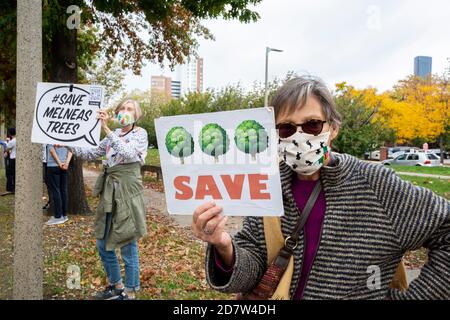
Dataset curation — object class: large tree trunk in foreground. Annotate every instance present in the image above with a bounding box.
[49,27,91,215]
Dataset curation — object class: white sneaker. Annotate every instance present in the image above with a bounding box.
[45,217,66,226]
[62,216,69,222]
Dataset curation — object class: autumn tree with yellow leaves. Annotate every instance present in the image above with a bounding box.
[333,63,449,158]
[386,75,449,146]
[332,82,396,157]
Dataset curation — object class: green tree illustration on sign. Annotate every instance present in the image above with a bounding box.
[235,120,269,161]
[199,123,230,163]
[165,127,194,164]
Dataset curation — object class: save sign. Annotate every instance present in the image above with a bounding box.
[31,82,105,148]
[155,107,284,217]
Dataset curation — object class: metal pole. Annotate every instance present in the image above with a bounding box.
[264,47,270,108]
[14,0,43,299]
[264,47,283,108]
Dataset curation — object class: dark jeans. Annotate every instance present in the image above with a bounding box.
[46,166,68,218]
[6,158,15,193]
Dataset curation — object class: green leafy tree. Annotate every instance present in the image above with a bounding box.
[83,56,125,106]
[0,0,263,214]
[333,84,396,157]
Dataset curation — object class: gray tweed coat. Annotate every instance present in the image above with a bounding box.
[205,153,450,299]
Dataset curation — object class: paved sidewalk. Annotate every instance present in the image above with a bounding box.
[397,172,450,180]
[83,168,243,236]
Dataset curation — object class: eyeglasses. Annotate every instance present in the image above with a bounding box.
[276,120,327,138]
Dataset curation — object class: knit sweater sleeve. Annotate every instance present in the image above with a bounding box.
[362,163,450,299]
[205,216,267,294]
[106,128,148,162]
[71,137,108,161]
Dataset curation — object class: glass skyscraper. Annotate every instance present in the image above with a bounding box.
[414,56,432,78]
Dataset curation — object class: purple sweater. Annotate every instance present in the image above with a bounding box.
[291,178,326,299]
[214,177,326,300]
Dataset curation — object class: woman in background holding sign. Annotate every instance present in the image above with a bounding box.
[192,76,450,300]
[71,99,148,300]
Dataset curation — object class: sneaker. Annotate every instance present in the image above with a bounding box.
[62,216,69,222]
[110,291,135,300]
[45,217,66,226]
[95,285,124,300]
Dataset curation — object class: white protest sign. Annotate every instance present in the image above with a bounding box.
[31,82,104,148]
[155,107,284,217]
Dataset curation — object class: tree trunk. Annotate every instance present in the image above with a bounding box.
[49,27,91,215]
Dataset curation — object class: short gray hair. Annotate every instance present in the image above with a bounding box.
[271,76,341,129]
[114,99,143,122]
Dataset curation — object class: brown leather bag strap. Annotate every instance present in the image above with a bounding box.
[271,181,322,269]
[242,181,323,300]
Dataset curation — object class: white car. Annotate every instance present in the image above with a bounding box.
[382,152,442,167]
[364,150,380,161]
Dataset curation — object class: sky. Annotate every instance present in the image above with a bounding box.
[124,0,450,94]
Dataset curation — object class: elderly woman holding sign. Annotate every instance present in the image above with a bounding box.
[71,99,148,300]
[192,76,450,300]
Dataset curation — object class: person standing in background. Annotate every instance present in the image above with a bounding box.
[70,99,148,300]
[0,138,8,195]
[5,128,16,194]
[45,145,72,225]
[42,144,51,210]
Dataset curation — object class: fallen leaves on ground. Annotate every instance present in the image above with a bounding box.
[39,183,231,300]
[0,171,431,299]
[403,248,428,270]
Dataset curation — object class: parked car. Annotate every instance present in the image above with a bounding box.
[427,149,450,160]
[382,152,442,167]
[364,150,380,161]
[387,146,418,159]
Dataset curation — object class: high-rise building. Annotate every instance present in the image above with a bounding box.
[151,75,172,99]
[171,80,181,99]
[173,57,204,96]
[414,56,432,78]
[196,58,204,93]
[151,57,204,100]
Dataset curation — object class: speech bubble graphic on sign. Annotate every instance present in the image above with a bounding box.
[32,82,104,148]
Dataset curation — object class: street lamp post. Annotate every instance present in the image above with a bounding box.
[264,47,283,108]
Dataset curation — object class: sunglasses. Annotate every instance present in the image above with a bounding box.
[276,120,327,138]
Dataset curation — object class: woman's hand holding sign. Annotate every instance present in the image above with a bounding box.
[192,202,234,267]
[97,109,112,135]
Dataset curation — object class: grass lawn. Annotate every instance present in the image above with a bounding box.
[0,171,14,300]
[389,165,450,176]
[145,148,160,166]
[398,175,450,199]
[0,170,231,300]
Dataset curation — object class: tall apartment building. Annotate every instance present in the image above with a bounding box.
[150,75,172,99]
[414,56,432,78]
[171,80,181,99]
[174,57,204,96]
[151,57,204,99]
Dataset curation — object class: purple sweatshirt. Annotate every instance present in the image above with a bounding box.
[214,177,326,300]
